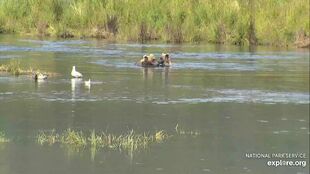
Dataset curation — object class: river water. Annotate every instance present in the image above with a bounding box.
[0,35,309,174]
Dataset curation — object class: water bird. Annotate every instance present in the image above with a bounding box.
[71,66,83,78]
[33,73,48,81]
[84,79,91,88]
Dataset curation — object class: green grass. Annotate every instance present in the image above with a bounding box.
[0,0,308,46]
[0,131,10,143]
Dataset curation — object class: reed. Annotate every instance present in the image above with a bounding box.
[0,0,308,46]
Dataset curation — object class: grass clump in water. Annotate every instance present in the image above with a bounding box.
[87,130,156,152]
[37,129,59,145]
[60,129,87,147]
[155,130,169,142]
[0,60,57,77]
[175,124,200,137]
[37,129,170,152]
[0,60,26,75]
[0,60,35,75]
[0,131,10,143]
[38,129,86,147]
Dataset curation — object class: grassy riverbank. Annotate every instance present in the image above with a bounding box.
[0,0,309,46]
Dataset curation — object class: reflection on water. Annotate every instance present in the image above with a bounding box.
[141,67,171,81]
[71,78,83,101]
[0,35,309,174]
[34,79,47,89]
[71,78,82,91]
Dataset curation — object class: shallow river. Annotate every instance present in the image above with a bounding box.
[0,35,309,174]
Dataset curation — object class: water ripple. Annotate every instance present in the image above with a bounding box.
[154,89,309,105]
[172,52,307,60]
[92,60,265,71]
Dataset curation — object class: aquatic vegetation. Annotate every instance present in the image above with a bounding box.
[88,130,102,148]
[37,129,59,145]
[2,126,198,155]
[155,130,169,142]
[0,60,57,76]
[175,124,200,137]
[0,0,308,46]
[38,129,87,147]
[1,127,198,161]
[0,131,10,143]
[60,129,87,147]
[0,60,26,75]
[36,129,170,152]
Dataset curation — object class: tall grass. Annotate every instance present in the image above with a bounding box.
[0,0,309,45]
